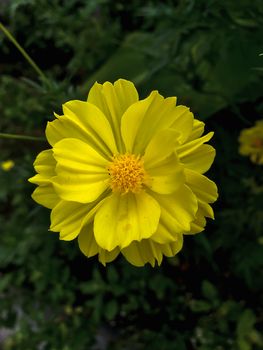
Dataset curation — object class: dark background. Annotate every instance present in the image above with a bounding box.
[0,1,263,349]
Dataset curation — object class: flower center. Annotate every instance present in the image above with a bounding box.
[108,154,147,193]
[252,138,263,148]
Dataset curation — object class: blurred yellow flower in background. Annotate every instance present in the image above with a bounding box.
[239,120,263,165]
[29,79,218,266]
[1,160,15,171]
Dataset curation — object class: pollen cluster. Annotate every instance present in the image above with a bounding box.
[108,154,147,193]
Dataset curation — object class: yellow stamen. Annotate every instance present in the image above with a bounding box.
[108,154,147,193]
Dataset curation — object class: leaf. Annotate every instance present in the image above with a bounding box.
[189,300,213,313]
[236,309,256,350]
[81,33,149,92]
[0,274,12,292]
[105,300,118,321]
[201,280,218,301]
[107,266,119,284]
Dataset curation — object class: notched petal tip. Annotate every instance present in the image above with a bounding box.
[94,192,161,251]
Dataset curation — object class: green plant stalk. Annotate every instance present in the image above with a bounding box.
[0,22,48,83]
[0,132,46,142]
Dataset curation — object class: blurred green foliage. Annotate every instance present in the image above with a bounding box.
[0,0,263,349]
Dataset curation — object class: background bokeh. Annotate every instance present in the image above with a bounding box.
[1,1,263,349]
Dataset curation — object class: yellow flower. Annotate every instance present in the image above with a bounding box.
[29,79,218,267]
[239,120,263,165]
[1,160,15,171]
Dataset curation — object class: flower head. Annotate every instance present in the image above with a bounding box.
[29,79,218,266]
[1,160,15,171]
[239,120,263,165]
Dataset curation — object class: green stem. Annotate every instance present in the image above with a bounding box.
[0,22,48,83]
[0,133,46,142]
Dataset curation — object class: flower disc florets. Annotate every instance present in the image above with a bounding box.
[108,154,147,193]
[29,78,218,267]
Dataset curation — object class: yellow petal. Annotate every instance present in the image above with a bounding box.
[50,197,104,240]
[187,208,207,234]
[87,79,139,151]
[184,173,216,235]
[78,224,120,265]
[46,116,90,146]
[29,149,59,209]
[29,149,56,185]
[50,201,89,240]
[146,153,184,194]
[179,144,216,174]
[52,138,109,203]
[187,119,205,141]
[47,101,118,158]
[161,236,184,257]
[198,199,214,219]
[150,185,198,244]
[121,91,180,154]
[187,199,215,235]
[31,184,59,209]
[33,149,56,175]
[121,236,183,267]
[87,79,139,122]
[143,129,184,194]
[185,169,218,204]
[177,132,214,159]
[258,154,263,165]
[78,224,99,257]
[29,174,49,186]
[94,192,161,251]
[170,106,194,144]
[121,240,160,267]
[98,248,119,266]
[143,129,180,168]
